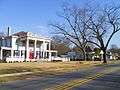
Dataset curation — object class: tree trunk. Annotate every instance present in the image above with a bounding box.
[103,50,107,63]
[83,50,86,61]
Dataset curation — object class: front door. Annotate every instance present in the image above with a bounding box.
[29,51,34,59]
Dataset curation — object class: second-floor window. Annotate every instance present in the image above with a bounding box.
[47,43,49,50]
[2,39,12,47]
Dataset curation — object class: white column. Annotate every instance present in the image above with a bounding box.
[49,42,51,50]
[48,52,51,61]
[26,38,29,61]
[19,50,21,58]
[43,41,45,59]
[0,49,2,60]
[40,46,42,59]
[48,42,51,61]
[43,51,45,59]
[39,42,42,59]
[34,40,37,59]
[11,37,14,59]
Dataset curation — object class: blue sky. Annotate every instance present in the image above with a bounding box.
[0,0,120,47]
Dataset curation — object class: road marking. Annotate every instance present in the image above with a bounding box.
[45,67,120,90]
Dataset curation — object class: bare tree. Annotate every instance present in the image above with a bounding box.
[50,2,120,63]
[0,32,5,38]
[50,5,90,60]
[51,35,70,56]
[85,6,120,63]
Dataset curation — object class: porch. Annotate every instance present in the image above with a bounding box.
[0,48,57,62]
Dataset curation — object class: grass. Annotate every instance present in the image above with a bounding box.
[0,61,102,74]
[0,61,109,83]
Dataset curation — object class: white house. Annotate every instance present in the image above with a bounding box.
[0,31,57,62]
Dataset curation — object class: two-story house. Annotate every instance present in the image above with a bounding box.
[0,31,57,62]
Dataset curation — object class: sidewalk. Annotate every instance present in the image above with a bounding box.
[0,72,33,78]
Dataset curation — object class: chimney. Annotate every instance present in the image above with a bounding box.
[7,27,11,36]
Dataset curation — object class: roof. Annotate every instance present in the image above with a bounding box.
[12,31,51,41]
[12,31,27,37]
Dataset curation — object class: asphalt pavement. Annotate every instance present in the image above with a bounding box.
[0,62,120,90]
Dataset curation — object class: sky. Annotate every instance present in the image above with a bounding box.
[0,0,120,48]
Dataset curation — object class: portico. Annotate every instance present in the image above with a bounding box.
[25,37,53,61]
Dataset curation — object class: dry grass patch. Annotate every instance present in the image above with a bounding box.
[0,61,102,74]
[0,61,103,83]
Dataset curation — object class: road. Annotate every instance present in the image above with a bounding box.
[0,62,120,90]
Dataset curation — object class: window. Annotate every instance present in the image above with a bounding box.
[39,51,42,58]
[21,41,26,46]
[29,41,34,47]
[21,50,25,58]
[51,52,56,56]
[14,50,20,57]
[44,52,46,58]
[6,39,11,47]
[46,52,49,58]
[41,51,43,58]
[47,43,49,50]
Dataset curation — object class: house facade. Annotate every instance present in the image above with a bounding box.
[0,31,57,62]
